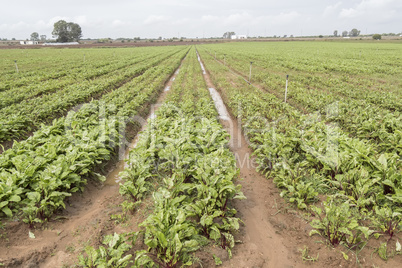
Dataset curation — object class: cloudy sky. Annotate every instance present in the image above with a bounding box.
[1,0,401,39]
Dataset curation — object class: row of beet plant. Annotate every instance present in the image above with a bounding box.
[202,42,402,111]
[0,47,183,143]
[0,48,168,110]
[78,48,245,267]
[0,47,160,91]
[197,47,401,258]
[0,48,188,228]
[200,44,402,159]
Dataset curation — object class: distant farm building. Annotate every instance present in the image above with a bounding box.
[20,40,39,45]
[231,35,247,40]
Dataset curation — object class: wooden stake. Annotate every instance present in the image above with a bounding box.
[249,62,253,84]
[285,75,289,103]
[14,60,19,73]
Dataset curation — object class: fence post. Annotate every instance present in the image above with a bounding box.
[14,60,19,73]
[285,75,289,103]
[249,61,253,84]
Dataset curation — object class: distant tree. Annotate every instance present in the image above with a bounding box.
[342,31,348,37]
[12,38,16,40]
[372,34,381,40]
[97,38,111,43]
[223,32,235,39]
[67,22,82,41]
[40,35,46,42]
[283,35,287,38]
[30,32,39,41]
[319,35,324,38]
[333,30,338,37]
[349,28,360,37]
[52,20,82,42]
[52,20,68,42]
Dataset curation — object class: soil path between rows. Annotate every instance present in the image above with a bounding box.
[197,50,296,267]
[197,48,402,268]
[197,50,349,268]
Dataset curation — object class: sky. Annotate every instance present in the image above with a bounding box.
[1,0,401,40]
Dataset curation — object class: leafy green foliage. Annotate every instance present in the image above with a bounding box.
[372,34,382,40]
[213,254,223,265]
[52,20,82,42]
[371,205,401,239]
[0,47,186,142]
[310,198,373,248]
[300,246,319,262]
[78,233,133,267]
[141,194,203,267]
[114,48,244,266]
[378,242,388,261]
[0,47,188,226]
[196,44,402,258]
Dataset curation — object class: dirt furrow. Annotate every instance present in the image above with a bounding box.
[197,50,297,267]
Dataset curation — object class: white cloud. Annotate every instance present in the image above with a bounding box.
[75,16,88,26]
[339,8,361,18]
[172,18,191,25]
[201,15,219,22]
[270,11,301,25]
[200,11,300,28]
[340,0,399,19]
[323,2,342,17]
[112,20,126,27]
[224,12,252,26]
[143,15,170,25]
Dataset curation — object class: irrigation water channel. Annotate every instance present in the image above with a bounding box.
[195,50,295,267]
[104,52,233,186]
[64,51,294,267]
[102,53,295,266]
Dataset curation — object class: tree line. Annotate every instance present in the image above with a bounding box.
[29,20,82,43]
[333,28,360,37]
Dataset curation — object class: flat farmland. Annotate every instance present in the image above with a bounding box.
[0,42,401,267]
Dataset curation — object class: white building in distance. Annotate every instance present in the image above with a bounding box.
[231,35,247,39]
[20,41,39,45]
